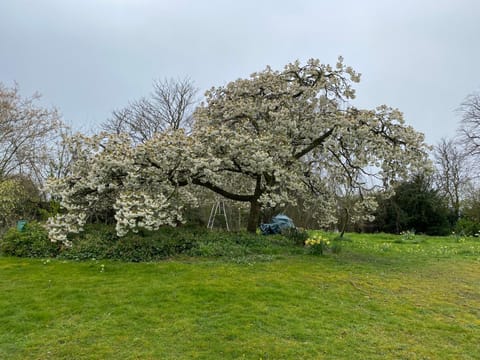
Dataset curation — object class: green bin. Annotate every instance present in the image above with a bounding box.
[16,220,27,232]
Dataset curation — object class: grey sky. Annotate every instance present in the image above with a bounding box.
[1,0,479,145]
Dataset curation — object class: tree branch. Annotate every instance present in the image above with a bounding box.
[294,127,335,159]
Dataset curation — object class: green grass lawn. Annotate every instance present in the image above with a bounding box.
[1,233,480,359]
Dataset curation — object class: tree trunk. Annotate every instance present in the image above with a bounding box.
[247,200,261,233]
[340,207,349,238]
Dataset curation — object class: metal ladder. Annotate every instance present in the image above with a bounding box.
[207,198,230,231]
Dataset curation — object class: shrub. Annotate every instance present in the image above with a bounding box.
[1,222,302,262]
[281,227,309,246]
[60,224,118,260]
[305,233,330,255]
[37,200,61,221]
[61,224,200,262]
[454,218,480,237]
[186,230,288,258]
[372,175,452,236]
[0,221,61,258]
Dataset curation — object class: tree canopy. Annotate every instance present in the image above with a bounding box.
[0,83,63,183]
[0,83,68,231]
[46,58,429,243]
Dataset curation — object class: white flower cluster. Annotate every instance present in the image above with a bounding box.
[114,191,181,236]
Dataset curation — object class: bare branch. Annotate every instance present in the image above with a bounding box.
[0,82,65,184]
[103,77,198,144]
[458,92,480,156]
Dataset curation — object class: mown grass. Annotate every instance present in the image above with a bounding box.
[1,232,480,359]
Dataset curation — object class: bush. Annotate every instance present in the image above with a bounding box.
[61,224,199,262]
[60,224,118,260]
[372,175,452,236]
[305,233,330,255]
[1,222,304,262]
[65,224,300,261]
[0,221,61,258]
[187,230,294,258]
[281,227,309,246]
[454,218,480,237]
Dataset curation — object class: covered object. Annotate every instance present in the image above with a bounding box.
[260,214,295,235]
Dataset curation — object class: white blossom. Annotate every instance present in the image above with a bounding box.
[46,58,430,242]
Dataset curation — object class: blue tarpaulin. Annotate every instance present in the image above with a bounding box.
[260,214,295,235]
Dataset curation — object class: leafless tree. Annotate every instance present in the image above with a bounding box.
[433,138,470,219]
[45,126,76,180]
[0,82,65,184]
[103,77,198,144]
[458,92,480,156]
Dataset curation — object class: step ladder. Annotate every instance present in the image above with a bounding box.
[207,198,230,231]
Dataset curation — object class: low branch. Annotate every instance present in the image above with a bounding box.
[191,178,254,202]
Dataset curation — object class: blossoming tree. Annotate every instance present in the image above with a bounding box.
[47,58,429,243]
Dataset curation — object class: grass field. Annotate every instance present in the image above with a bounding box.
[1,232,480,359]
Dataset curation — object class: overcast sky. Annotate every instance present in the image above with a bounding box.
[1,0,479,145]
